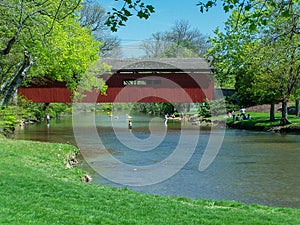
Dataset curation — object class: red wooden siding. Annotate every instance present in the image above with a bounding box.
[18,87,72,103]
[18,73,214,103]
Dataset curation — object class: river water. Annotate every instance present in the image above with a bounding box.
[14,113,300,208]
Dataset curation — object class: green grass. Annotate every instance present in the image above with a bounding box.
[226,112,300,131]
[1,138,300,224]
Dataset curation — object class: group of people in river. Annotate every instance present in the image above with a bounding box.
[107,109,251,131]
[228,108,251,121]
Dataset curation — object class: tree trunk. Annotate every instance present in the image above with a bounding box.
[279,100,292,126]
[269,102,275,121]
[0,51,34,107]
[296,99,300,117]
[0,62,22,95]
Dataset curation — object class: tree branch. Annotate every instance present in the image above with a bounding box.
[0,37,16,56]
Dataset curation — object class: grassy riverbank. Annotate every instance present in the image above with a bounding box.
[226,112,300,131]
[1,138,300,224]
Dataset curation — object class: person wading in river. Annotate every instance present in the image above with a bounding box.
[128,120,132,130]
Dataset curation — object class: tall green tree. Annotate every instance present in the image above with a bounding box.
[29,17,102,90]
[208,1,300,124]
[0,0,106,107]
[0,0,80,106]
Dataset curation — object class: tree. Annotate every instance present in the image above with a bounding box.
[247,2,300,125]
[0,0,106,107]
[78,1,121,57]
[34,17,105,89]
[0,0,80,106]
[207,1,300,125]
[292,86,300,117]
[142,20,209,58]
[142,32,171,58]
[233,47,282,121]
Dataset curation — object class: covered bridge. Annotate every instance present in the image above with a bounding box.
[18,58,214,103]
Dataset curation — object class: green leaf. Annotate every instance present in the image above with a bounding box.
[199,6,204,13]
[224,5,229,12]
[206,1,213,7]
[249,22,257,31]
[244,4,251,11]
[281,10,290,17]
[137,11,146,19]
[146,5,155,13]
[123,9,133,17]
[261,18,268,26]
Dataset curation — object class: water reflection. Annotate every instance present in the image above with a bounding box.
[14,113,300,208]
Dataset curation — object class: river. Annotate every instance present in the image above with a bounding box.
[14,113,300,208]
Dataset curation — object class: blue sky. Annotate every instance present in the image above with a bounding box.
[102,0,229,57]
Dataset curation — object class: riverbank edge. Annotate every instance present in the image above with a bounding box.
[226,120,300,133]
[1,137,300,224]
[192,119,300,133]
[182,119,300,134]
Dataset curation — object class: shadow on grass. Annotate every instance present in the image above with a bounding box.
[227,112,300,132]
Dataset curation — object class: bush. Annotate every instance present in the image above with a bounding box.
[198,99,228,118]
[0,115,18,137]
[198,99,211,117]
[197,97,242,118]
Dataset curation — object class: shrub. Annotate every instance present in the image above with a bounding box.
[198,98,240,118]
[198,99,211,117]
[0,115,18,137]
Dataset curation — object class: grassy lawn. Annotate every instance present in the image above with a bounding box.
[1,138,300,224]
[226,112,300,131]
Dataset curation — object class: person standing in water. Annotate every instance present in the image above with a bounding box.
[164,114,168,126]
[128,120,132,130]
[46,114,50,125]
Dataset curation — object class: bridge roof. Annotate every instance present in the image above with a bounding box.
[101,58,212,73]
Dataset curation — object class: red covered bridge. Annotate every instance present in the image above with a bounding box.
[18,58,214,103]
